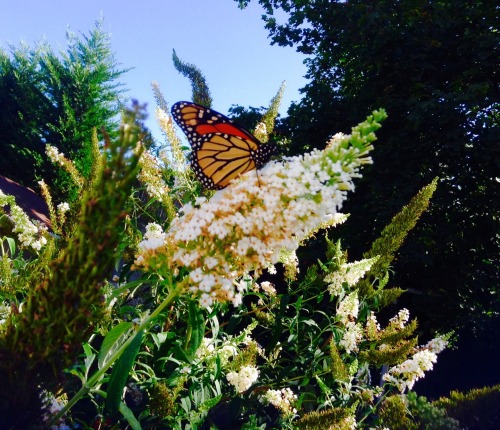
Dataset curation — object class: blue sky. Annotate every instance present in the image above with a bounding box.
[0,0,308,139]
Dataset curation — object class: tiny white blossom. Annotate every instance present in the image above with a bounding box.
[199,293,213,308]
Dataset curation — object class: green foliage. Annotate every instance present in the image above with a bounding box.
[0,104,147,428]
[237,0,500,333]
[0,48,464,429]
[435,384,500,430]
[357,178,438,307]
[0,101,448,429]
[379,395,418,430]
[359,319,418,367]
[172,49,212,107]
[295,407,355,429]
[106,330,144,417]
[406,391,460,430]
[328,340,349,382]
[0,20,127,202]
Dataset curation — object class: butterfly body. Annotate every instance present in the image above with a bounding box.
[171,101,275,189]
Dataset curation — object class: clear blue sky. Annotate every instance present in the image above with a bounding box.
[0,0,308,139]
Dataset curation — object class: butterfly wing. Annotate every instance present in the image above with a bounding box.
[171,101,275,189]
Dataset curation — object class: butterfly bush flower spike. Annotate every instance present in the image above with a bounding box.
[0,190,47,251]
[137,149,170,200]
[325,256,378,296]
[383,349,439,392]
[261,387,298,417]
[381,311,449,392]
[45,145,84,188]
[134,110,387,307]
[226,365,259,393]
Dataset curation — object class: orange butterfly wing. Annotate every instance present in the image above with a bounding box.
[171,101,275,189]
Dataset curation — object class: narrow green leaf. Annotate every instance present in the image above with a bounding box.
[98,322,133,369]
[174,344,192,363]
[105,330,144,416]
[4,237,16,255]
[187,300,205,357]
[119,400,142,430]
[107,280,144,302]
[267,294,290,353]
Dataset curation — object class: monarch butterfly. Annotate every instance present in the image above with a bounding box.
[171,101,276,190]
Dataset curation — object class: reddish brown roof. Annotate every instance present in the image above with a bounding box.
[0,176,52,229]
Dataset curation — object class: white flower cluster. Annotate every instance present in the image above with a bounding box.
[0,190,47,251]
[0,303,11,326]
[253,122,268,142]
[135,223,167,267]
[226,365,259,393]
[259,281,277,297]
[45,145,65,166]
[340,321,363,353]
[341,415,357,430]
[56,202,70,227]
[57,202,70,214]
[326,132,349,148]
[424,334,449,354]
[45,145,84,187]
[383,349,438,392]
[196,337,216,360]
[365,311,381,340]
[324,257,377,296]
[336,292,364,353]
[260,387,297,417]
[134,128,375,308]
[337,291,359,325]
[389,308,410,329]
[195,336,238,367]
[155,105,189,187]
[137,149,170,200]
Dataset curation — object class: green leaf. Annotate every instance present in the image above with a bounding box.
[150,331,171,349]
[5,237,16,255]
[82,343,96,379]
[174,344,192,364]
[186,300,205,357]
[98,322,133,369]
[266,294,290,353]
[107,280,144,303]
[119,400,142,430]
[105,330,144,416]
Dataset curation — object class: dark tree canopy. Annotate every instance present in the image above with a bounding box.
[0,21,128,201]
[238,0,499,332]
